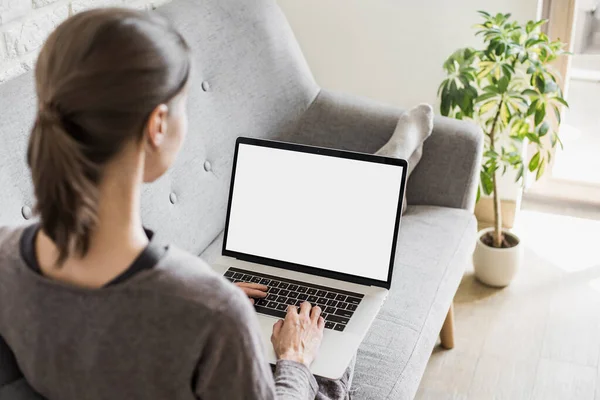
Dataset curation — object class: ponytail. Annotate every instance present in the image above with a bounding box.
[27,106,99,265]
[28,8,190,265]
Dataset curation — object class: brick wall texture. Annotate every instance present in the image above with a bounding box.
[0,0,171,84]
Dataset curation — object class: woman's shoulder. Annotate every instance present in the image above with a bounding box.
[142,246,252,317]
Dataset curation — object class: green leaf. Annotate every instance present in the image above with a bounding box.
[450,79,458,94]
[476,185,482,202]
[500,102,512,127]
[484,149,499,158]
[478,10,491,18]
[498,76,510,93]
[502,63,516,76]
[556,132,564,150]
[525,38,546,48]
[529,19,548,33]
[538,122,549,136]
[526,21,534,34]
[528,151,541,172]
[464,47,476,60]
[480,171,494,196]
[495,42,506,56]
[535,75,545,93]
[535,106,546,126]
[552,104,562,124]
[527,132,541,144]
[527,99,539,116]
[437,80,448,96]
[515,164,525,183]
[483,84,500,94]
[443,57,457,73]
[554,97,569,107]
[459,89,475,117]
[506,94,528,113]
[544,80,558,94]
[522,89,539,98]
[476,92,499,103]
[479,101,497,115]
[536,158,546,180]
[440,84,451,116]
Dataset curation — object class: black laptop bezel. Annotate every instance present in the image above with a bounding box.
[222,137,408,290]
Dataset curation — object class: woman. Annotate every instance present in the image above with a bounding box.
[0,8,352,400]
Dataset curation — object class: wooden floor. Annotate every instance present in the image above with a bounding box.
[416,204,600,400]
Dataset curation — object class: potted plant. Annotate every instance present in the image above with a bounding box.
[438,12,569,287]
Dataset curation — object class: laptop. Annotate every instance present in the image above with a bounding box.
[212,137,407,379]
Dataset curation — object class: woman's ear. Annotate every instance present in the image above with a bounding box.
[145,104,169,148]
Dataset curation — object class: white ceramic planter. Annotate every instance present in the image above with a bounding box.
[473,227,523,287]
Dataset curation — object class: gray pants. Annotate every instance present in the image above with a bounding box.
[270,355,355,399]
[314,356,356,400]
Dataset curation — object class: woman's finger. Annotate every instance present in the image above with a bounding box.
[310,306,321,323]
[235,282,268,291]
[249,298,255,305]
[242,288,268,298]
[285,304,299,323]
[299,301,311,318]
[317,316,325,330]
[272,319,283,339]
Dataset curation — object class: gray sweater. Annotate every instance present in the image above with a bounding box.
[0,226,318,400]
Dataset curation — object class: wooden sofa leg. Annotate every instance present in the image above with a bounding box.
[440,303,455,350]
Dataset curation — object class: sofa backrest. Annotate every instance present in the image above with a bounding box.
[0,0,319,255]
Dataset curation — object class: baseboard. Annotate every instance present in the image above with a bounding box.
[571,68,600,82]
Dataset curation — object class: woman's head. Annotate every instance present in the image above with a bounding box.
[28,8,191,264]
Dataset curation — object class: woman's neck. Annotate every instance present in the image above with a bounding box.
[36,151,149,288]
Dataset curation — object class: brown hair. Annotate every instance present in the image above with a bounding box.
[27,8,191,265]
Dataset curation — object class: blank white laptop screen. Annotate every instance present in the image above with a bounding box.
[224,142,405,282]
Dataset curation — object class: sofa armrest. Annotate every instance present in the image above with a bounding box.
[410,116,483,211]
[0,380,44,400]
[292,89,483,211]
[0,336,43,400]
[0,336,21,388]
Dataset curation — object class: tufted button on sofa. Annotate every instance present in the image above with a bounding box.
[0,0,482,398]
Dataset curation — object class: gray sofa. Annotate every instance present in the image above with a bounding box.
[0,0,482,398]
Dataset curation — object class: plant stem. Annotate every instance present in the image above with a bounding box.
[489,98,504,248]
[492,162,503,248]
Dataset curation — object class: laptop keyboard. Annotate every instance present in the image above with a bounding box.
[224,267,363,332]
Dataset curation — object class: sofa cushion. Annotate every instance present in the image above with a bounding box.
[200,205,476,399]
[354,206,476,399]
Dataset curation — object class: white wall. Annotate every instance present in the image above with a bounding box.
[0,0,170,83]
[278,0,540,201]
[278,0,539,110]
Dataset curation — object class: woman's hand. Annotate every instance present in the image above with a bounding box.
[234,282,268,305]
[271,301,325,368]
